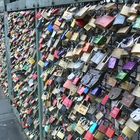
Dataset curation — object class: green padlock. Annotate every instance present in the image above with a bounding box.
[23,65,29,71]
[93,35,107,45]
[116,71,129,82]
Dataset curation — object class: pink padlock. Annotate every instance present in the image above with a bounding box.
[63,95,73,109]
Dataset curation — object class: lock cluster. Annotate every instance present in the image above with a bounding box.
[5,1,140,140]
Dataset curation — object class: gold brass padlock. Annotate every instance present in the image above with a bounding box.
[75,123,85,135]
[122,126,135,138]
[94,131,105,140]
[77,100,90,115]
[71,32,79,41]
[125,118,139,132]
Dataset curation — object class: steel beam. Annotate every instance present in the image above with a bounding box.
[35,8,44,140]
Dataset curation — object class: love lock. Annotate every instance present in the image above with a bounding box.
[77,99,90,115]
[110,101,123,119]
[109,87,122,100]
[56,127,65,140]
[130,108,140,123]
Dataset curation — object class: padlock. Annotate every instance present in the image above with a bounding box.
[62,95,73,109]
[93,35,107,46]
[123,61,137,72]
[89,122,99,134]
[56,127,65,139]
[94,131,105,140]
[121,94,135,108]
[105,125,115,138]
[91,51,106,65]
[98,120,108,134]
[75,117,87,135]
[109,87,122,100]
[122,126,135,139]
[83,87,90,94]
[116,71,129,82]
[108,57,119,69]
[91,87,102,96]
[77,86,85,95]
[110,101,123,119]
[82,38,93,53]
[67,134,73,140]
[84,131,96,140]
[72,76,81,85]
[101,95,109,105]
[77,100,90,115]
[125,118,139,132]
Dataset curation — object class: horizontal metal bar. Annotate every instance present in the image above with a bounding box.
[6,0,100,12]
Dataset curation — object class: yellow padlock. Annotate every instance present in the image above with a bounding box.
[28,57,35,65]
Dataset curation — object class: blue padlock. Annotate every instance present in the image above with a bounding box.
[89,122,98,134]
[84,87,90,94]
[45,61,50,68]
[47,24,53,33]
[91,87,102,96]
[58,50,66,57]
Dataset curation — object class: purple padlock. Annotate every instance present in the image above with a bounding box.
[123,61,137,72]
[108,57,119,69]
[91,87,102,96]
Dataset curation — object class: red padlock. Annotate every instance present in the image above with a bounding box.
[101,95,109,105]
[82,42,93,53]
[105,126,115,138]
[76,19,86,28]
[118,136,125,140]
[98,120,108,134]
[54,50,60,59]
[84,131,96,140]
[63,95,73,109]
[110,102,122,119]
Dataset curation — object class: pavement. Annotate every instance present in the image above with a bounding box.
[0,87,27,140]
